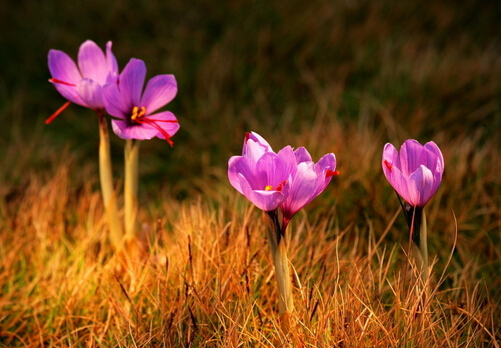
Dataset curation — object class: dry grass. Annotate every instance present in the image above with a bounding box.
[1,118,499,347]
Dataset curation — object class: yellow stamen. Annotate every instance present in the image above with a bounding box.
[265,185,273,191]
[131,106,146,120]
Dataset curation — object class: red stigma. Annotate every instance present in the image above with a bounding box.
[275,180,287,192]
[49,78,76,87]
[136,117,178,147]
[326,170,340,177]
[384,160,392,171]
[45,101,71,124]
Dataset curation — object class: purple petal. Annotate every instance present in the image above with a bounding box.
[76,79,104,110]
[105,41,119,76]
[228,156,246,194]
[281,161,319,218]
[243,132,273,156]
[120,59,146,107]
[407,165,435,207]
[48,49,82,84]
[294,147,312,163]
[144,111,180,139]
[103,82,129,119]
[140,74,177,114]
[384,165,412,206]
[399,139,424,176]
[239,177,286,211]
[111,119,159,140]
[255,152,290,189]
[77,40,108,85]
[315,153,337,191]
[50,82,84,106]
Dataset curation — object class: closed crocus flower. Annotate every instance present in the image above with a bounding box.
[279,146,338,231]
[382,139,444,208]
[228,134,290,211]
[103,58,180,145]
[47,40,118,122]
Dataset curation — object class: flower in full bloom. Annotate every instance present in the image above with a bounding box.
[47,40,119,123]
[228,132,338,230]
[103,58,180,145]
[382,139,444,208]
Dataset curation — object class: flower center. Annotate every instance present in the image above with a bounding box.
[128,105,179,147]
[264,180,287,192]
[131,106,147,121]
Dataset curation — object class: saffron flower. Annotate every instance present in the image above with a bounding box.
[103,58,180,146]
[228,133,291,211]
[382,139,444,208]
[47,40,118,123]
[228,132,338,226]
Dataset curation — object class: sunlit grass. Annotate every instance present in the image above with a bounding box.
[1,115,499,346]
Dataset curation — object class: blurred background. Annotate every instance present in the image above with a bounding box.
[1,0,500,215]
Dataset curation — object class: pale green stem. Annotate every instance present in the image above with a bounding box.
[97,111,123,248]
[266,211,294,315]
[124,139,140,239]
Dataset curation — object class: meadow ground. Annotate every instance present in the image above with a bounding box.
[1,0,501,347]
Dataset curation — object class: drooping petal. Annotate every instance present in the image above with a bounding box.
[111,119,160,140]
[76,79,104,110]
[120,59,146,107]
[102,82,129,119]
[140,74,177,114]
[77,40,108,85]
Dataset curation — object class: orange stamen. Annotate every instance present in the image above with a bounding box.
[45,101,71,124]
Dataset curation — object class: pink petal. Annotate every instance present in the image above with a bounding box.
[120,59,146,107]
[77,40,108,85]
[144,111,180,139]
[48,49,82,84]
[111,119,159,140]
[293,147,312,163]
[239,178,286,211]
[140,74,177,114]
[407,165,434,206]
[105,41,118,76]
[50,82,84,107]
[399,139,424,176]
[76,79,104,110]
[103,83,129,119]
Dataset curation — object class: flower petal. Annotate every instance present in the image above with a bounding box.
[48,49,82,84]
[77,40,108,85]
[140,74,177,114]
[399,139,424,177]
[294,147,313,163]
[239,178,286,211]
[407,165,435,207]
[144,111,180,139]
[76,79,104,110]
[103,82,128,119]
[105,41,119,76]
[111,119,159,140]
[120,59,146,107]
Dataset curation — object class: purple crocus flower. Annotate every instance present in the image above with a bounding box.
[279,146,338,232]
[102,58,180,146]
[47,40,118,123]
[228,132,338,227]
[228,133,290,211]
[382,139,444,208]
